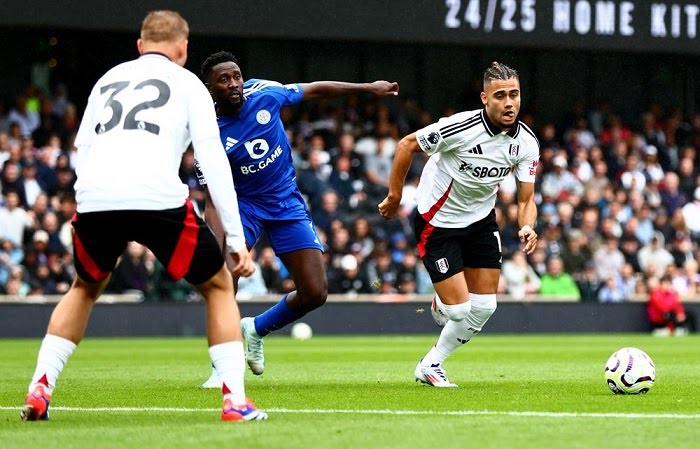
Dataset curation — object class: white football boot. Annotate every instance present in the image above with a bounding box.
[241,317,265,375]
[414,359,458,388]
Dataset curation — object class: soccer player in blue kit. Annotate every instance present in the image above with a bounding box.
[198,51,399,386]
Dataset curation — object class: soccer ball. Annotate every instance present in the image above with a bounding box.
[604,347,656,394]
[290,322,313,340]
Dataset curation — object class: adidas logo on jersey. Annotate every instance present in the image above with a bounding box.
[225,137,238,151]
[466,145,483,154]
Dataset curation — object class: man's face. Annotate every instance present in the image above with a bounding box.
[481,78,521,129]
[208,61,244,108]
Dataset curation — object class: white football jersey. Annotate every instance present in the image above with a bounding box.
[414,109,540,228]
[74,52,246,251]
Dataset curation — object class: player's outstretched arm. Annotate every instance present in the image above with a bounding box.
[516,180,538,255]
[378,133,421,220]
[299,80,399,101]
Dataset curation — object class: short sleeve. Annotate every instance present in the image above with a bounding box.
[414,118,451,155]
[512,141,540,183]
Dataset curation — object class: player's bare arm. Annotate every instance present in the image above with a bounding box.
[299,80,399,101]
[516,180,538,254]
[378,133,421,219]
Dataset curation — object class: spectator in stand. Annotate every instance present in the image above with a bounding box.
[669,260,700,298]
[677,156,696,199]
[364,134,393,200]
[327,253,370,295]
[0,238,24,289]
[559,228,591,275]
[640,145,664,185]
[258,246,284,294]
[236,249,268,300]
[681,187,700,239]
[618,263,638,299]
[592,235,625,282]
[2,163,28,207]
[584,159,610,192]
[297,147,332,211]
[21,162,43,208]
[4,264,31,296]
[647,275,689,336]
[310,189,341,235]
[329,154,366,208]
[640,112,666,155]
[107,242,155,295]
[563,117,596,150]
[632,203,655,245]
[619,152,646,193]
[328,132,366,181]
[638,231,674,279]
[599,114,633,149]
[659,172,688,216]
[670,232,694,268]
[539,256,581,300]
[350,217,375,259]
[619,233,642,273]
[541,155,583,201]
[597,275,626,303]
[7,95,40,138]
[0,190,34,245]
[501,250,540,300]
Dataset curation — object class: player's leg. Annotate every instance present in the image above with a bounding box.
[414,211,501,387]
[22,211,123,421]
[412,213,469,387]
[145,201,266,421]
[241,215,326,375]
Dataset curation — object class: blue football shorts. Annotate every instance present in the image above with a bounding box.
[238,190,324,255]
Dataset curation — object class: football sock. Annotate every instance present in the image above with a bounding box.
[422,319,471,366]
[422,294,498,366]
[463,293,497,337]
[209,341,246,404]
[29,334,77,394]
[253,294,305,337]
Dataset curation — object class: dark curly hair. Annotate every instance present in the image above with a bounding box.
[200,51,238,81]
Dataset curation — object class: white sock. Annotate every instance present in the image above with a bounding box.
[208,341,246,404]
[422,293,498,366]
[29,334,77,394]
[422,319,472,366]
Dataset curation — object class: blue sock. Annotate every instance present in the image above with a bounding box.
[253,294,305,337]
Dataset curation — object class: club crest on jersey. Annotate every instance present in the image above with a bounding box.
[256,109,271,125]
[427,132,440,145]
[435,258,449,274]
[509,144,519,157]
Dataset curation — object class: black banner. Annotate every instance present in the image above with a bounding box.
[2,0,699,54]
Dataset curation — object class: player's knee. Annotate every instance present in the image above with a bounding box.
[466,293,497,329]
[442,301,472,321]
[298,285,327,311]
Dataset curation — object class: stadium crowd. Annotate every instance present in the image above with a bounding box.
[1,83,700,309]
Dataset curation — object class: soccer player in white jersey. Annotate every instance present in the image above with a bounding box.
[379,62,539,387]
[20,11,267,422]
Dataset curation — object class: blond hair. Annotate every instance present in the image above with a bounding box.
[140,10,189,43]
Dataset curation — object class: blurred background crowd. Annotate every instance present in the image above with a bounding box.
[2,82,700,309]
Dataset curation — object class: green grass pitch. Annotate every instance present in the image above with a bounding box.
[1,334,699,449]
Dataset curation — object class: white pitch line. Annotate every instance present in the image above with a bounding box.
[1,406,699,419]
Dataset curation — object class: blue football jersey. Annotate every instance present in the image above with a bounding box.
[216,79,303,199]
